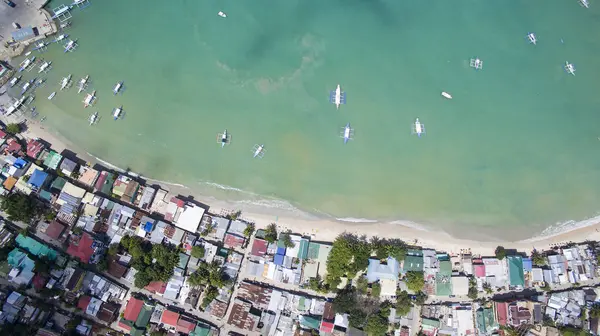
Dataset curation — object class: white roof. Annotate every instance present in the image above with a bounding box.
[174,204,205,233]
[532,268,544,282]
[62,182,86,198]
[380,278,398,297]
[451,276,469,296]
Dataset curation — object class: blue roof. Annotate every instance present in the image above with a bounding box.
[14,158,28,169]
[522,258,533,272]
[366,257,400,282]
[274,254,285,266]
[143,221,153,232]
[28,169,48,188]
[276,247,286,255]
[12,27,35,42]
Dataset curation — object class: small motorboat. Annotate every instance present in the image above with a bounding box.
[113,106,123,120]
[441,92,453,99]
[221,129,228,147]
[60,21,71,29]
[89,111,98,125]
[25,95,35,105]
[83,90,96,107]
[54,34,68,43]
[64,39,76,52]
[565,61,576,76]
[342,123,353,144]
[412,118,425,137]
[24,51,31,56]
[19,56,35,72]
[218,11,227,18]
[469,57,483,70]
[78,75,89,93]
[253,144,265,158]
[38,61,51,73]
[21,79,33,96]
[580,0,590,8]
[113,81,123,95]
[32,40,48,51]
[527,32,537,45]
[60,74,72,90]
[9,75,21,87]
[48,92,56,100]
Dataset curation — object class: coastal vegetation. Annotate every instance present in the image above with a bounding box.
[264,223,278,243]
[0,192,42,222]
[405,271,425,292]
[191,245,206,259]
[5,123,21,134]
[495,246,507,259]
[243,223,255,237]
[119,236,180,288]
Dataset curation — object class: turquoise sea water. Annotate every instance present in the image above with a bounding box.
[10,0,600,239]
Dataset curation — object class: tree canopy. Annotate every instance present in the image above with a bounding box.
[264,223,278,243]
[243,223,255,237]
[405,271,425,293]
[120,236,179,288]
[396,290,413,317]
[332,287,357,314]
[191,245,205,259]
[495,246,507,260]
[188,261,228,288]
[1,192,41,222]
[371,282,381,298]
[5,123,21,134]
[531,250,546,266]
[281,231,296,248]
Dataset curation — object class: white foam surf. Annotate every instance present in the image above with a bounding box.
[335,217,379,223]
[523,213,600,242]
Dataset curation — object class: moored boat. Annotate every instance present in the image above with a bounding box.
[412,118,425,137]
[38,61,51,73]
[113,81,123,95]
[441,92,453,99]
[527,32,537,45]
[113,106,123,120]
[342,123,353,144]
[221,129,228,147]
[89,111,98,125]
[54,34,68,43]
[78,75,89,93]
[60,74,72,90]
[218,11,227,18]
[9,75,21,87]
[48,92,56,100]
[83,90,96,107]
[253,144,265,158]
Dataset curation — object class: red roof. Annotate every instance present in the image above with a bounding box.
[474,264,486,278]
[66,232,95,263]
[26,139,44,159]
[496,302,508,326]
[77,295,92,311]
[176,317,196,334]
[170,197,185,207]
[251,238,267,257]
[32,274,48,291]
[224,233,245,248]
[118,321,132,331]
[0,130,6,139]
[123,297,144,321]
[145,281,166,294]
[6,138,21,154]
[320,321,334,333]
[161,309,180,326]
[44,220,66,239]
[94,171,108,191]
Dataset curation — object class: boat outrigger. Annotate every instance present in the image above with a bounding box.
[53,34,68,43]
[113,106,123,120]
[469,57,483,70]
[412,118,425,137]
[252,144,265,158]
[217,129,231,148]
[64,39,77,52]
[60,74,72,90]
[21,79,34,96]
[579,0,590,8]
[83,90,96,107]
[78,75,89,93]
[19,56,36,72]
[527,32,537,45]
[60,21,71,29]
[89,111,98,125]
[72,0,91,8]
[34,78,46,88]
[113,81,123,95]
[5,96,27,117]
[218,11,227,18]
[48,92,56,100]
[329,84,346,109]
[565,61,576,76]
[441,92,453,99]
[38,61,51,73]
[341,123,354,144]
[32,40,48,52]
[9,76,21,87]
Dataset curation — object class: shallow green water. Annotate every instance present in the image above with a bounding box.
[12,0,600,238]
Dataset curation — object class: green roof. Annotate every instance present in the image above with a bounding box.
[101,174,115,195]
[134,304,153,330]
[50,176,67,191]
[129,328,146,336]
[407,249,423,257]
[422,318,441,328]
[297,239,309,259]
[435,260,452,296]
[178,253,190,269]
[476,307,498,334]
[307,242,320,259]
[255,229,266,239]
[299,315,321,330]
[190,324,211,336]
[16,234,57,260]
[507,256,525,287]
[403,255,423,272]
[43,151,62,170]
[39,190,52,201]
[277,235,287,248]
[439,260,452,275]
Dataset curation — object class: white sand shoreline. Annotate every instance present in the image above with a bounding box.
[13,117,600,257]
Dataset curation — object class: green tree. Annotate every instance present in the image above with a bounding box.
[201,222,214,237]
[396,290,413,317]
[531,250,546,266]
[590,305,600,319]
[191,245,206,259]
[387,239,407,261]
[243,223,255,237]
[468,285,478,300]
[355,275,369,294]
[281,231,295,248]
[97,258,109,272]
[332,287,357,314]
[201,286,219,308]
[348,309,367,328]
[6,123,21,134]
[264,223,278,243]
[483,282,493,294]
[495,246,507,260]
[405,271,425,292]
[1,192,40,222]
[413,291,427,306]
[365,314,389,336]
[371,282,381,298]
[134,270,152,288]
[559,327,588,336]
[107,243,120,256]
[34,256,52,275]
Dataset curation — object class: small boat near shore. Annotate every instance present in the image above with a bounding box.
[25,95,35,105]
[218,11,227,18]
[412,118,425,137]
[53,34,68,43]
[32,40,48,52]
[38,61,51,73]
[21,79,34,96]
[113,106,123,120]
[579,0,590,8]
[565,61,576,76]
[220,129,229,147]
[83,90,96,107]
[48,92,56,100]
[89,111,98,125]
[527,32,537,45]
[9,75,21,87]
[64,39,77,53]
[252,144,265,158]
[341,123,354,144]
[78,75,89,93]
[469,57,483,70]
[113,81,123,95]
[60,74,72,90]
[60,21,71,29]
[329,84,346,109]
[441,92,453,99]
[19,56,35,72]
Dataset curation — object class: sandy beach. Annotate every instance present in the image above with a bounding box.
[5,117,600,258]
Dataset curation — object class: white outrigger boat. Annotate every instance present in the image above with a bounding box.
[527,32,537,45]
[329,84,346,109]
[78,75,89,93]
[469,57,483,70]
[60,21,71,29]
[441,92,453,99]
[34,78,46,88]
[113,81,123,95]
[48,92,56,100]
[60,74,72,90]
[218,11,227,18]
[38,61,51,73]
[89,111,98,125]
[341,123,354,144]
[564,61,576,76]
[83,90,96,107]
[412,118,425,137]
[24,51,31,57]
[252,144,265,158]
[5,96,27,117]
[21,79,34,96]
[9,75,22,87]
[32,40,48,52]
[579,0,590,8]
[113,106,123,120]
[64,39,77,52]
[19,56,36,72]
[217,129,231,147]
[53,34,68,43]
